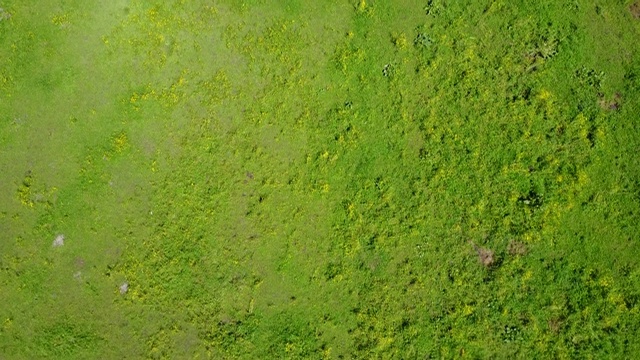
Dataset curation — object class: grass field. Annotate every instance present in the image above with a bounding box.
[1,0,640,358]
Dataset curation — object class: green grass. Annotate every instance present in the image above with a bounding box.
[1,0,640,358]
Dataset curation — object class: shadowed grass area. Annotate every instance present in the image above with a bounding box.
[1,0,640,358]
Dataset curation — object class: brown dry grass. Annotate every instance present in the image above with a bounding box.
[508,240,528,256]
[598,92,622,111]
[471,242,495,267]
[630,1,640,19]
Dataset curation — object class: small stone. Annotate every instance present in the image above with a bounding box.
[119,282,129,294]
[52,234,65,247]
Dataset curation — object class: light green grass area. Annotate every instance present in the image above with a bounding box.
[1,0,640,358]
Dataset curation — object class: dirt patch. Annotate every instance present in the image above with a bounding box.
[598,92,622,111]
[630,1,640,19]
[471,242,495,267]
[548,317,563,334]
[508,240,528,256]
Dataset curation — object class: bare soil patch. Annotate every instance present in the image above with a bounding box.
[508,240,528,256]
[471,242,496,267]
[630,1,640,19]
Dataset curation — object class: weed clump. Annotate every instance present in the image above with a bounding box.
[414,33,432,49]
[391,32,408,49]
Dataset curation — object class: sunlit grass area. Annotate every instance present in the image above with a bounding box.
[1,0,640,358]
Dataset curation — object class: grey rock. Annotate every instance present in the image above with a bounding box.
[52,234,65,247]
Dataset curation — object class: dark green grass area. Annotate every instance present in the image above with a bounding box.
[1,0,640,358]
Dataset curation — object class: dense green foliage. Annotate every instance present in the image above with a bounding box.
[1,0,640,358]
